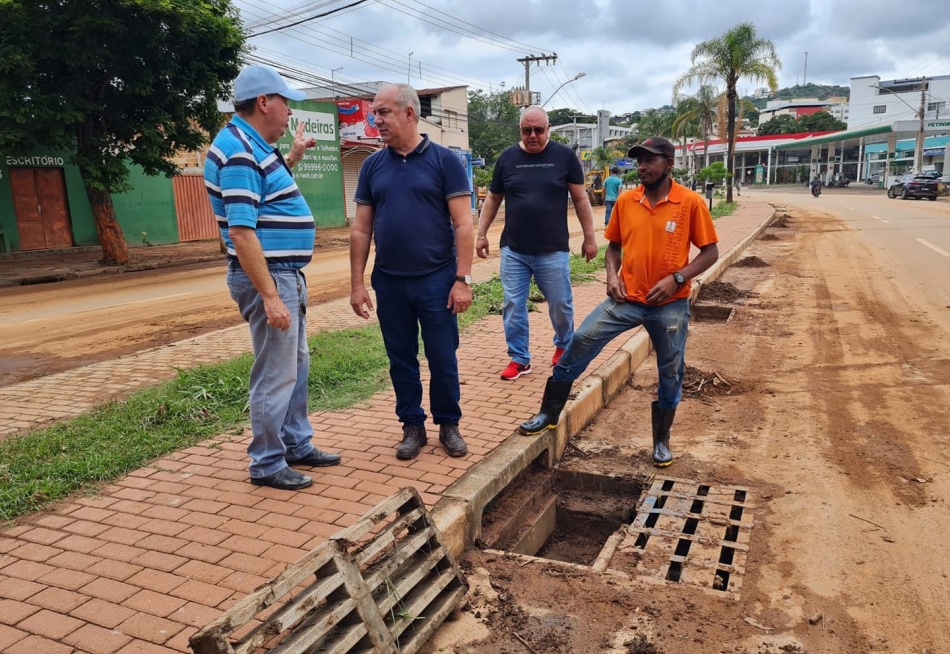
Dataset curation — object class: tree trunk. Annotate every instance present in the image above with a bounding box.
[84,185,131,266]
[726,87,737,204]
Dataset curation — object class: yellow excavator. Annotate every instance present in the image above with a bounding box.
[585,165,609,206]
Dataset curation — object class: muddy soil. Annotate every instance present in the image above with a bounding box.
[423,207,950,654]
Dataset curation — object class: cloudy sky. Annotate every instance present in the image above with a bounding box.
[233,0,950,116]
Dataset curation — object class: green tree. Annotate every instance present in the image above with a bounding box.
[547,108,594,127]
[672,85,719,171]
[0,0,245,265]
[467,89,521,166]
[757,114,798,135]
[797,111,847,132]
[637,108,675,139]
[591,146,612,170]
[674,22,781,202]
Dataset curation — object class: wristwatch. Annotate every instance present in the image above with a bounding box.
[455,275,473,285]
[672,272,686,287]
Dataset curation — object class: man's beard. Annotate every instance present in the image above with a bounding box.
[644,171,669,192]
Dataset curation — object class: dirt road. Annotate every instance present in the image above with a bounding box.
[424,202,950,653]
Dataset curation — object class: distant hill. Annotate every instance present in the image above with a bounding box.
[746,83,850,109]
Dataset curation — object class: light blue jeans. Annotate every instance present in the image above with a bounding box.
[500,247,574,366]
[227,264,315,478]
[553,298,690,408]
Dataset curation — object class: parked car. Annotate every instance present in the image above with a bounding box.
[866,172,884,185]
[887,174,938,201]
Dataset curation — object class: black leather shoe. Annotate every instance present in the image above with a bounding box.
[396,423,427,460]
[251,467,313,491]
[438,424,468,457]
[287,449,341,467]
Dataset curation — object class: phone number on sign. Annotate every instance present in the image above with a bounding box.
[298,162,339,173]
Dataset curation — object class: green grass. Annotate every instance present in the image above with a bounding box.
[0,251,604,522]
[711,201,738,220]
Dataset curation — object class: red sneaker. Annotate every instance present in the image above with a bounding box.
[551,347,566,366]
[500,361,532,380]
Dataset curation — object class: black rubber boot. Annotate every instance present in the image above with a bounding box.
[651,401,676,467]
[519,378,573,435]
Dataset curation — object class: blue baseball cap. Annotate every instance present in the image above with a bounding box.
[233,65,306,102]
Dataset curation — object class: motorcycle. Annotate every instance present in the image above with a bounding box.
[828,177,851,188]
[811,183,822,197]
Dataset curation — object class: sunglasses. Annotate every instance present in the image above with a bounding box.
[520,126,547,135]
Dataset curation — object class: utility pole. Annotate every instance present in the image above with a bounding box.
[914,77,928,173]
[516,53,557,106]
[803,51,808,86]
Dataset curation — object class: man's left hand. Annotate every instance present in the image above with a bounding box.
[581,237,598,262]
[447,283,473,315]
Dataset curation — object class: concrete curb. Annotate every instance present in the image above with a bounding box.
[431,205,778,557]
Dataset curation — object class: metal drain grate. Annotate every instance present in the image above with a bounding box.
[619,476,754,599]
[189,487,467,654]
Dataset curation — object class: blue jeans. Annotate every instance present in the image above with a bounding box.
[500,247,574,365]
[553,298,690,408]
[371,265,462,426]
[604,200,615,226]
[227,264,315,478]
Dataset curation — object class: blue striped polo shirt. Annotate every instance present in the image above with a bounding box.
[204,114,314,268]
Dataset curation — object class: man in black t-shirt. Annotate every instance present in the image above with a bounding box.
[476,106,597,381]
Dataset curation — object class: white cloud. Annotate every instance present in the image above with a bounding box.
[235,0,950,114]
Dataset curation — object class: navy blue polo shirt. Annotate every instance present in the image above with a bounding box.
[355,135,471,276]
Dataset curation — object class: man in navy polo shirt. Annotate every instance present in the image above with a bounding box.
[205,64,341,491]
[350,83,474,461]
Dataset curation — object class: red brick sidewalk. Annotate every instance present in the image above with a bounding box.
[0,200,775,654]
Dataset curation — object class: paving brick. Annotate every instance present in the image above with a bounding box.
[170,578,234,607]
[0,598,40,625]
[115,638,176,654]
[122,589,187,618]
[63,623,134,654]
[80,578,139,604]
[63,520,110,538]
[10,542,62,563]
[5,633,73,654]
[28,586,89,613]
[218,570,271,594]
[70,598,137,629]
[218,551,276,576]
[116,612,184,645]
[18,527,68,546]
[4,559,56,582]
[125,569,185,595]
[170,600,225,628]
[86,559,142,582]
[175,525,229,546]
[134,534,188,555]
[321,486,368,503]
[55,534,106,555]
[173,560,231,585]
[17,608,85,639]
[0,624,28,651]
[172,542,229,565]
[0,575,44,601]
[38,567,97,591]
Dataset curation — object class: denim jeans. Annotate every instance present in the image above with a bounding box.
[371,265,462,426]
[553,298,690,408]
[227,264,314,478]
[500,247,574,365]
[604,200,615,226]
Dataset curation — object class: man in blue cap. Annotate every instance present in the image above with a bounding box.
[204,65,341,491]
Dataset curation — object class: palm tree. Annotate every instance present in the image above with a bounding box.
[673,22,780,202]
[636,108,675,141]
[672,84,719,173]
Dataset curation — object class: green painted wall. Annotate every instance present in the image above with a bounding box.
[1,148,177,252]
[111,166,178,246]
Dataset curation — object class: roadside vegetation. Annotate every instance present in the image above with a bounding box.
[0,250,607,522]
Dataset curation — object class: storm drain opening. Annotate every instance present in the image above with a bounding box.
[614,476,755,599]
[691,303,735,323]
[479,466,645,567]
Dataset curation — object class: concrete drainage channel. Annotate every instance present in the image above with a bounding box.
[477,460,756,601]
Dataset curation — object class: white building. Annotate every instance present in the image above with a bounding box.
[848,74,950,129]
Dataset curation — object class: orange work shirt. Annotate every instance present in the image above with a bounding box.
[604,180,718,304]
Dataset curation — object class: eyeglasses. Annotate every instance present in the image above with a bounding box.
[520,126,547,135]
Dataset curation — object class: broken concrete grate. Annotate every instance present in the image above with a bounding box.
[189,487,467,654]
[618,476,754,599]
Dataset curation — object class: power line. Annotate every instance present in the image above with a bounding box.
[249,0,369,37]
